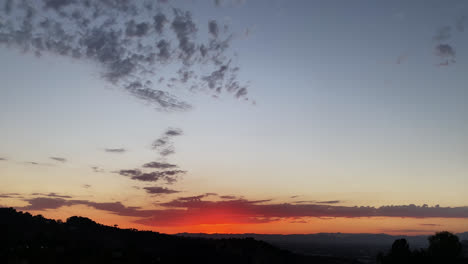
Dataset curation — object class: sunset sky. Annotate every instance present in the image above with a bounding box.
[1,0,468,235]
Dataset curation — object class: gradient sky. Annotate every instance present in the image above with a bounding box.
[1,0,468,235]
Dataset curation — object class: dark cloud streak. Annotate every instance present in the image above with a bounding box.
[50,157,66,162]
[143,187,180,195]
[104,148,126,153]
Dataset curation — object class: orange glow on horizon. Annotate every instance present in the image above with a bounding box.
[19,205,468,236]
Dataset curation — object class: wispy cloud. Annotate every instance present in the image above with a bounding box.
[24,161,52,166]
[104,148,126,153]
[419,223,442,227]
[315,200,341,204]
[50,157,67,163]
[220,195,237,200]
[0,193,22,198]
[31,192,72,199]
[152,128,184,157]
[142,161,177,169]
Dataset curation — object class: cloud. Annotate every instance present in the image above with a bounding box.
[50,157,66,162]
[208,20,219,38]
[435,44,455,58]
[315,200,341,204]
[17,197,157,217]
[142,161,177,169]
[143,186,180,195]
[138,198,468,226]
[435,44,456,66]
[118,169,142,177]
[11,195,468,227]
[380,229,434,234]
[104,148,126,153]
[0,193,22,198]
[116,169,186,184]
[0,157,7,161]
[31,192,72,198]
[165,128,183,137]
[420,223,442,227]
[220,195,237,199]
[0,0,249,111]
[152,128,184,156]
[433,26,452,41]
[82,184,92,189]
[24,161,52,166]
[19,197,71,210]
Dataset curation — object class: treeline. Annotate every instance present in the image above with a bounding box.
[377,231,468,264]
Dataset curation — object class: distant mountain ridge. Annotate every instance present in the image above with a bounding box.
[177,232,468,260]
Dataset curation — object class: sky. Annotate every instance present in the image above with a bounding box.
[1,0,468,235]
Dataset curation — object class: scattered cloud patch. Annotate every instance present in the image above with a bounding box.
[117,169,185,184]
[0,0,250,112]
[143,186,180,195]
[435,44,456,66]
[152,128,183,157]
[50,157,66,162]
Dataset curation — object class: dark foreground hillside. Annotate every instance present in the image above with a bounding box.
[0,208,360,264]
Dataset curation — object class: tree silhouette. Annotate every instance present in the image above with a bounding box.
[428,231,462,259]
[388,239,411,263]
[377,232,467,264]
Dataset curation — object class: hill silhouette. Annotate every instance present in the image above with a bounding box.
[0,208,360,264]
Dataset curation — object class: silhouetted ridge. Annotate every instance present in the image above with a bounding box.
[0,207,359,264]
